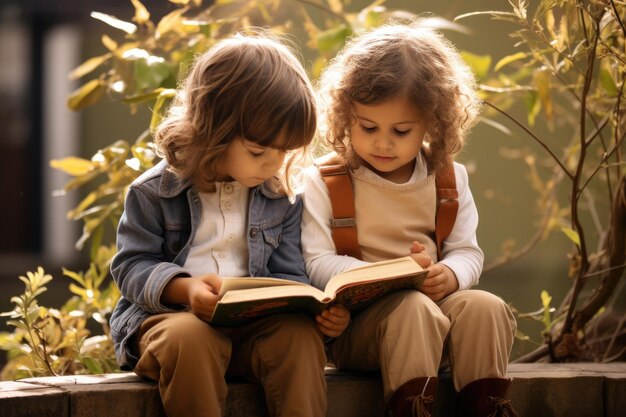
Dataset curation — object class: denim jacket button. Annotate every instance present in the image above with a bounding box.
[249,228,258,238]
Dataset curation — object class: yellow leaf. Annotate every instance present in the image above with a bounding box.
[68,53,112,80]
[131,0,151,24]
[561,227,580,247]
[533,68,553,127]
[494,52,527,71]
[67,79,106,111]
[101,34,118,52]
[156,7,189,39]
[50,157,95,176]
[541,290,552,309]
[327,0,344,14]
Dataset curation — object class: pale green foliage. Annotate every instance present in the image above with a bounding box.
[0,246,119,380]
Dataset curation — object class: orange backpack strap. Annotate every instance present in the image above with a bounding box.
[315,153,458,261]
[315,153,363,260]
[435,160,459,260]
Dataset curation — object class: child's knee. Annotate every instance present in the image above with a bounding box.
[256,315,325,362]
[446,290,516,332]
[156,313,231,357]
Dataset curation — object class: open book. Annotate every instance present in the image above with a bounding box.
[210,256,427,326]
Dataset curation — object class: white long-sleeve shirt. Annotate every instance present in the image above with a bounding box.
[300,153,483,291]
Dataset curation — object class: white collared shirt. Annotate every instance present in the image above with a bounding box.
[183,182,250,277]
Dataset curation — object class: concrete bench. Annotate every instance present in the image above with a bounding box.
[1,363,624,417]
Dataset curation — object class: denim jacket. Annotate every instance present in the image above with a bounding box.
[110,160,308,369]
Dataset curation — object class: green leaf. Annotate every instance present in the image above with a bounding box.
[134,58,172,91]
[316,25,352,54]
[460,51,491,80]
[600,68,618,97]
[122,88,166,104]
[561,227,580,247]
[83,356,104,374]
[150,89,177,131]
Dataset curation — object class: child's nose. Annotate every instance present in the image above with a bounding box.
[374,134,392,150]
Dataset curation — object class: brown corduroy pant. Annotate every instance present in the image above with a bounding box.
[132,312,327,417]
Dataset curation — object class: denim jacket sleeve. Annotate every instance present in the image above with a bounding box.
[111,185,189,314]
[263,194,308,283]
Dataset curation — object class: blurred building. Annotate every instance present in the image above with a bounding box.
[0,0,169,274]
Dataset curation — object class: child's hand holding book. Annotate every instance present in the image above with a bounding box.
[316,305,350,337]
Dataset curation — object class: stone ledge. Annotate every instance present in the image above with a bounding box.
[0,363,624,417]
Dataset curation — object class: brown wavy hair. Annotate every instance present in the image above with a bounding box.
[155,32,316,194]
[317,22,481,173]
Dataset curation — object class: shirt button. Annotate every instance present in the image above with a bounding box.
[224,201,232,210]
[224,184,233,194]
[218,252,226,259]
[227,234,234,242]
[249,228,258,238]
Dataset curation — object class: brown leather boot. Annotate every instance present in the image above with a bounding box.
[386,376,438,417]
[456,378,517,417]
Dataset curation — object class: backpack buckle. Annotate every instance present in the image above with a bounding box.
[329,217,356,228]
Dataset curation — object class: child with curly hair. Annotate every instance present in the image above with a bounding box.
[302,23,518,417]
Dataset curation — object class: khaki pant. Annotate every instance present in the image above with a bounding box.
[327,289,516,401]
[132,312,327,417]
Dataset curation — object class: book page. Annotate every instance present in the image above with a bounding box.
[324,256,424,296]
[219,276,309,296]
[219,284,328,304]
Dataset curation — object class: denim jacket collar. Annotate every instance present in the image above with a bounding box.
[155,159,284,200]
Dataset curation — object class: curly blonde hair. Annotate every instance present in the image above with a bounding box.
[317,22,481,173]
[155,32,316,193]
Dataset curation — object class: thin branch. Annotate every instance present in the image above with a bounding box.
[290,0,351,26]
[561,8,604,337]
[611,0,626,38]
[512,344,549,363]
[584,113,611,148]
[482,100,574,179]
[484,188,557,272]
[578,130,626,197]
[572,176,626,334]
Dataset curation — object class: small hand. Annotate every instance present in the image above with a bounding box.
[315,304,350,337]
[409,240,433,269]
[186,274,223,322]
[420,264,459,302]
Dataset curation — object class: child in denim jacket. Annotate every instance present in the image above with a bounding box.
[110,33,334,417]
